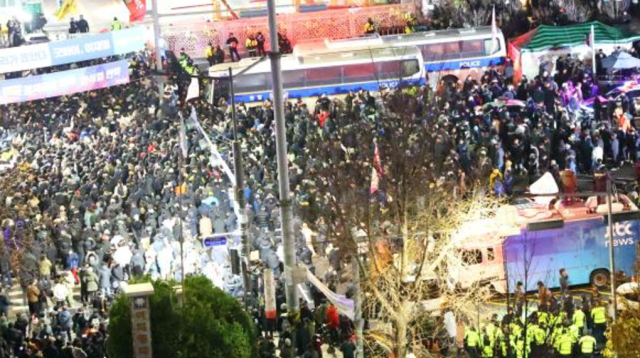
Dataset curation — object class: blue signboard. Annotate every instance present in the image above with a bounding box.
[0,27,146,74]
[203,236,227,247]
[0,60,130,105]
[49,33,116,65]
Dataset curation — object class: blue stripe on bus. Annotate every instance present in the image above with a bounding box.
[424,57,504,72]
[233,78,425,103]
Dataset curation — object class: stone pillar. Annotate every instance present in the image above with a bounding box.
[123,283,155,358]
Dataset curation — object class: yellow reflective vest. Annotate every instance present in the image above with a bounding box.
[592,306,606,324]
[558,334,573,355]
[363,22,375,33]
[573,309,586,328]
[465,330,480,347]
[245,38,257,49]
[579,335,596,354]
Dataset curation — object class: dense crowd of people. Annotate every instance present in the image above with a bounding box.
[1,7,640,356]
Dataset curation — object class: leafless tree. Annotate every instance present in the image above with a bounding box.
[299,91,499,358]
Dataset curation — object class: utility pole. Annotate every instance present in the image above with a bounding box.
[267,0,299,325]
[228,67,252,309]
[151,0,165,100]
[606,175,618,319]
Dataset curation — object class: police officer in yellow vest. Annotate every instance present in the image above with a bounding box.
[479,332,493,358]
[184,59,196,75]
[404,12,417,34]
[557,331,574,358]
[245,35,258,58]
[111,17,121,31]
[537,309,549,329]
[511,336,526,358]
[573,305,586,335]
[497,326,509,358]
[363,18,377,34]
[465,326,481,358]
[529,318,546,358]
[590,302,607,344]
[205,42,214,66]
[578,334,596,358]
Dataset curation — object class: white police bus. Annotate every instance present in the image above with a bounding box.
[210,26,506,103]
[295,26,507,87]
[209,46,425,103]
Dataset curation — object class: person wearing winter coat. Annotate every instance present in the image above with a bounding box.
[0,250,12,288]
[130,249,145,277]
[39,255,53,279]
[110,263,125,291]
[53,279,68,308]
[97,265,111,298]
[66,250,80,284]
[328,246,342,282]
[0,288,10,317]
[83,267,99,300]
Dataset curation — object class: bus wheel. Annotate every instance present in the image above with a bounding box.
[591,269,610,288]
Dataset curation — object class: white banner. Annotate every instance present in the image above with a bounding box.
[305,268,355,321]
[264,268,277,319]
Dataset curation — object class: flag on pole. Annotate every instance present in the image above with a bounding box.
[491,5,498,55]
[370,139,383,194]
[370,166,379,194]
[590,24,596,76]
[55,0,77,21]
[186,77,200,102]
[123,0,147,23]
[179,113,188,158]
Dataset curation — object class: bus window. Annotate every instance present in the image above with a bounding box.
[443,41,461,60]
[461,39,484,57]
[420,43,445,62]
[235,73,268,92]
[462,249,483,265]
[487,247,495,261]
[305,67,342,86]
[376,61,402,80]
[401,59,420,77]
[484,39,501,55]
[343,63,376,83]
[283,69,306,89]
